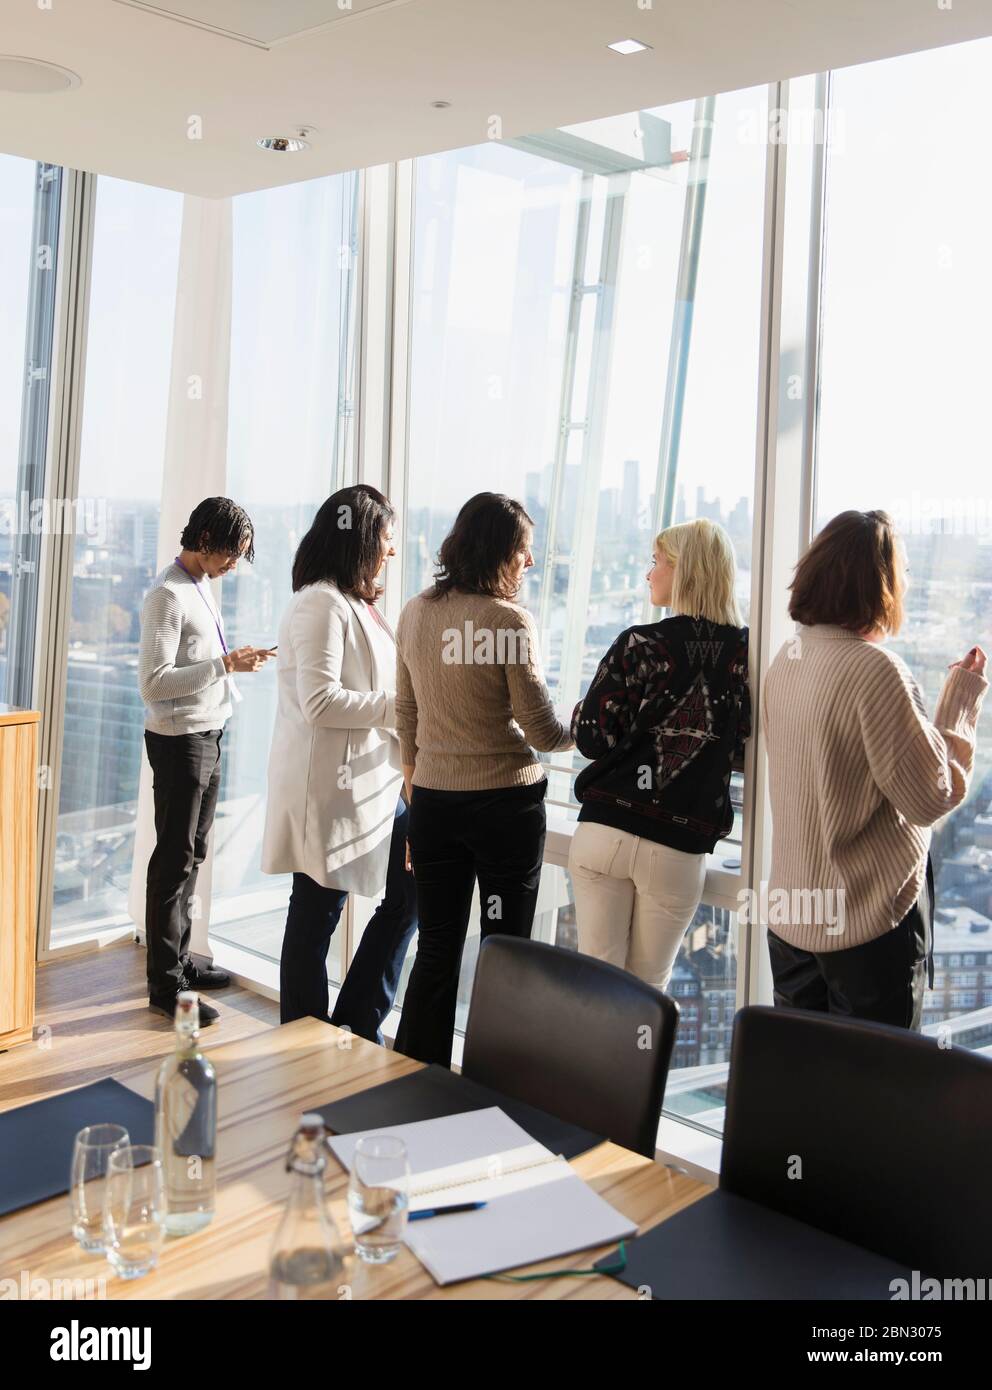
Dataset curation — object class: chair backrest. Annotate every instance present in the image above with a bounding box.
[720,1005,992,1276]
[462,935,679,1158]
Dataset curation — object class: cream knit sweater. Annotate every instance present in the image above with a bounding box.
[761,624,987,953]
[139,562,232,735]
[395,588,573,790]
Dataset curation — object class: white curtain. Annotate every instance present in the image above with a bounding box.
[128,193,233,961]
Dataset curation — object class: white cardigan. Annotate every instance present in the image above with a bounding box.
[261,581,402,896]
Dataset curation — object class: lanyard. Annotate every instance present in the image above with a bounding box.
[174,557,229,655]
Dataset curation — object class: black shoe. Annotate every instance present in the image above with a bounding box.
[149,995,220,1026]
[182,960,231,990]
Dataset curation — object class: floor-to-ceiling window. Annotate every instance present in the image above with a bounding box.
[44,171,362,959]
[816,38,992,1053]
[396,86,769,1086]
[0,155,61,709]
[0,154,38,695]
[27,34,992,1148]
[207,171,361,983]
[50,176,182,947]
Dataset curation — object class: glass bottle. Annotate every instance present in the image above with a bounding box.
[154,990,217,1236]
[268,1114,347,1299]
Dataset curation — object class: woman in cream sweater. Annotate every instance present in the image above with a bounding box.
[762,509,987,1029]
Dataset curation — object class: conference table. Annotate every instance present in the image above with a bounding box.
[1,1018,713,1300]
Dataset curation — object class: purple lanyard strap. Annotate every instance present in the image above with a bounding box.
[174,557,229,655]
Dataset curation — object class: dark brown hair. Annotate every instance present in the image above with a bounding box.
[429,492,534,602]
[788,509,904,635]
[292,485,394,600]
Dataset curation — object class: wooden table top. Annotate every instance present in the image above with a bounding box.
[0,1018,713,1300]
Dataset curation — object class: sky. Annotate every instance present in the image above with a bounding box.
[0,154,36,480]
[407,87,768,520]
[815,39,992,522]
[3,35,992,528]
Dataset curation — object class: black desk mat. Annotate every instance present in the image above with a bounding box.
[316,1063,604,1161]
[0,1078,155,1218]
[595,1188,913,1299]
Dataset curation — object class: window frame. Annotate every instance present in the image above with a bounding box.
[21,77,825,1140]
[33,168,98,961]
[20,71,828,1154]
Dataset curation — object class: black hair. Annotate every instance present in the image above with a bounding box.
[292,485,395,599]
[180,497,255,564]
[430,492,533,602]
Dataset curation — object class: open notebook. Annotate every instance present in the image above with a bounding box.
[327,1106,637,1285]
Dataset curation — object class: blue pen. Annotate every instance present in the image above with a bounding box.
[409,1201,487,1221]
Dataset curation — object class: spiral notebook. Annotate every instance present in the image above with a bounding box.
[328,1106,637,1285]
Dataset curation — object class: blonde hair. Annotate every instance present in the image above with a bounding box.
[657,518,743,627]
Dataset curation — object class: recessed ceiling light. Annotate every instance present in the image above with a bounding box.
[607,39,651,56]
[0,54,81,93]
[431,100,452,109]
[257,126,314,153]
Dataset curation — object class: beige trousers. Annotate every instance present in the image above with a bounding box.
[568,820,706,990]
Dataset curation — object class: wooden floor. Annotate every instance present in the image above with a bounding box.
[0,940,279,1113]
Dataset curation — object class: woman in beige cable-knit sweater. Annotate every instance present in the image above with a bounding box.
[393,492,573,1067]
[762,509,987,1029]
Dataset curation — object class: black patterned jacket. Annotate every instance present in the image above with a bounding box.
[571,615,751,854]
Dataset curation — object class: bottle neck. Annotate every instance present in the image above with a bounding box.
[174,1020,201,1054]
[286,1166,327,1214]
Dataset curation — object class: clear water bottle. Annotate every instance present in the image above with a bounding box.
[268,1114,347,1300]
[154,991,217,1236]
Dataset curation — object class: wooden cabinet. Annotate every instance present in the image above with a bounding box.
[0,706,40,1051]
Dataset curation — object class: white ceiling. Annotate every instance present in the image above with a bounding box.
[1,0,991,198]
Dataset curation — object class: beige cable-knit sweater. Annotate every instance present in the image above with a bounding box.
[395,588,573,790]
[761,624,987,952]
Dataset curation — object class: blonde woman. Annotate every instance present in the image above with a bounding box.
[569,518,750,988]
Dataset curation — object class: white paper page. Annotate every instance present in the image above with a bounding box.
[408,1175,637,1285]
[406,1141,573,1210]
[330,1114,574,1210]
[327,1106,637,1284]
[326,1106,547,1184]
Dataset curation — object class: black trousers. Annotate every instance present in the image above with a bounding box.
[395,779,547,1068]
[144,729,223,1002]
[279,796,418,1044]
[767,859,935,1031]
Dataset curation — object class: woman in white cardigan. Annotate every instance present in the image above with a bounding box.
[261,485,416,1041]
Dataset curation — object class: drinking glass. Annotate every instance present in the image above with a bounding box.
[103,1144,166,1280]
[347,1135,409,1264]
[70,1124,130,1253]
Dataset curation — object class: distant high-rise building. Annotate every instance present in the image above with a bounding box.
[525,470,544,512]
[132,506,159,570]
[559,464,581,551]
[694,486,723,524]
[728,495,750,539]
[621,459,640,530]
[597,486,620,536]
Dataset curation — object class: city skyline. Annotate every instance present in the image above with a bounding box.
[4,485,990,1064]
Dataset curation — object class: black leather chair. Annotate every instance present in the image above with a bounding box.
[461,935,679,1158]
[721,1005,992,1276]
